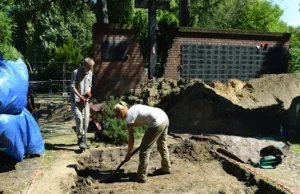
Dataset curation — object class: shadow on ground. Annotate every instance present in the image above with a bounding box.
[0,151,18,172]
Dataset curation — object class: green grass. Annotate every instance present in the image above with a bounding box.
[291,143,300,154]
[43,150,55,168]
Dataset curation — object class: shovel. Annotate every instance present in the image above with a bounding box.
[80,99,89,152]
[99,146,140,182]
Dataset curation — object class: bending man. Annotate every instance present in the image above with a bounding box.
[113,102,171,183]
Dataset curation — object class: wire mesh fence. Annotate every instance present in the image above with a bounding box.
[28,61,76,95]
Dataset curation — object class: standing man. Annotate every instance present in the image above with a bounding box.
[70,57,95,149]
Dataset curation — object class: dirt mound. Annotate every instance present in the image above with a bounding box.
[71,140,257,194]
[124,74,300,136]
[210,74,300,109]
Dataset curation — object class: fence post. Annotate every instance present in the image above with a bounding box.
[48,79,52,95]
[63,62,66,94]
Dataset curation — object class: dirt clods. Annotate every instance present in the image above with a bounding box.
[71,140,258,194]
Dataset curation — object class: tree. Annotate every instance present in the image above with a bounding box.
[0,8,22,60]
[0,10,12,45]
[179,0,190,26]
[12,2,96,62]
[189,0,223,28]
[52,37,83,72]
[180,0,288,32]
[96,0,109,24]
[109,0,134,23]
[288,27,300,73]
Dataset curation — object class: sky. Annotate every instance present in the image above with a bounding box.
[271,0,300,27]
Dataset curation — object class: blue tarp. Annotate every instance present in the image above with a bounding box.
[0,58,29,114]
[0,109,45,161]
[0,58,44,161]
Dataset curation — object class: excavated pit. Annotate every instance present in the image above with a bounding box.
[70,140,286,194]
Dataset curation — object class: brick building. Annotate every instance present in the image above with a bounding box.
[92,25,291,100]
[164,28,291,82]
[92,23,148,100]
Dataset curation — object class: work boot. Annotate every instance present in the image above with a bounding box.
[78,137,87,149]
[128,174,147,183]
[83,137,90,149]
[152,168,171,175]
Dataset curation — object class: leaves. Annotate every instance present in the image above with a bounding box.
[0,8,22,60]
[100,96,146,145]
[0,10,13,45]
[0,44,23,60]
[288,48,300,73]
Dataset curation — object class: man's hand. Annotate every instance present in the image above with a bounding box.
[95,121,102,130]
[124,153,131,162]
[85,92,92,98]
[80,96,87,104]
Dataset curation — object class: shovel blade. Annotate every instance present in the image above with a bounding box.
[98,174,114,182]
[98,169,124,182]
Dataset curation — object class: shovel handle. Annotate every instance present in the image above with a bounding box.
[99,146,140,182]
[114,146,140,172]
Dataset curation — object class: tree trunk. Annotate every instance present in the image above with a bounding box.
[179,0,190,26]
[96,0,109,24]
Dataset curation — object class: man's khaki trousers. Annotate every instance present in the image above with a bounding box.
[137,118,171,181]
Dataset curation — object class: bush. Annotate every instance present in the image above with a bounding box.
[0,44,23,60]
[100,96,146,145]
[288,48,300,73]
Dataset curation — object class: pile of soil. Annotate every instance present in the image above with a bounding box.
[72,140,258,194]
[209,74,300,109]
[124,74,300,136]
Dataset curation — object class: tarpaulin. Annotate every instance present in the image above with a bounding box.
[191,135,289,169]
[0,58,44,161]
[0,109,45,161]
[0,58,28,114]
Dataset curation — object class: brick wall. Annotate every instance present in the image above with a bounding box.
[164,28,291,79]
[92,23,147,101]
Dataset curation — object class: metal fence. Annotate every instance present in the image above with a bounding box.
[29,80,71,96]
[28,61,75,95]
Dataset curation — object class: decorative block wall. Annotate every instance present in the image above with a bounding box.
[164,28,290,82]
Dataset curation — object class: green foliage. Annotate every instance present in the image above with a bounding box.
[0,44,23,60]
[4,0,294,77]
[187,0,288,32]
[288,48,300,73]
[0,8,23,60]
[100,97,146,145]
[156,10,179,76]
[132,6,179,76]
[290,27,300,48]
[132,9,148,62]
[52,37,83,71]
[237,0,284,31]
[11,1,95,62]
[38,37,83,80]
[0,9,12,45]
[288,27,300,73]
[107,0,134,24]
[189,0,223,28]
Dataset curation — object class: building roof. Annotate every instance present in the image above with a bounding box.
[177,27,291,41]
